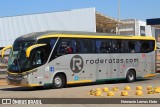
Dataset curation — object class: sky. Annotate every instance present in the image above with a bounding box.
[0,0,160,21]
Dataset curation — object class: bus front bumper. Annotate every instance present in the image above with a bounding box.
[6,75,41,87]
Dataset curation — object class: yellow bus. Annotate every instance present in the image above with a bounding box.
[1,31,156,88]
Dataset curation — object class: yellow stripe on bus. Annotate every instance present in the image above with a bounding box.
[26,44,46,57]
[10,84,41,87]
[67,80,92,84]
[38,34,155,40]
[144,74,156,78]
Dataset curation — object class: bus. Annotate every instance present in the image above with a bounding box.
[1,31,156,88]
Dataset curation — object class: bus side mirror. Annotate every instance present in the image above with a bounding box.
[26,44,46,58]
[1,46,12,57]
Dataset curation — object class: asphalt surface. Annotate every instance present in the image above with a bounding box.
[0,73,160,98]
[0,73,160,106]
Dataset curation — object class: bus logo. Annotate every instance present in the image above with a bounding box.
[70,55,83,73]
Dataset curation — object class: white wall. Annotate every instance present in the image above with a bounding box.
[120,19,152,36]
[135,20,146,36]
[0,8,96,47]
[145,25,152,37]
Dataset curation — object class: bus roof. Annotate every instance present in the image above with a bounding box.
[16,30,155,41]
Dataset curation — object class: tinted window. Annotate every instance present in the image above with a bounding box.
[50,38,96,61]
[121,40,129,53]
[95,39,154,53]
[56,38,95,54]
[140,40,155,53]
[96,39,112,53]
[31,47,46,68]
[57,38,75,54]
[128,41,135,53]
[96,39,121,53]
[49,38,155,62]
[112,40,121,53]
[81,39,95,53]
[36,38,57,63]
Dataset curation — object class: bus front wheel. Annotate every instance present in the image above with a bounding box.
[51,74,66,89]
[126,70,136,83]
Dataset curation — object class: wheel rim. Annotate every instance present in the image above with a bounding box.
[128,72,134,81]
[54,77,62,87]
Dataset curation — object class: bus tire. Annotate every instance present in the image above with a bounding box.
[126,70,136,83]
[51,74,66,89]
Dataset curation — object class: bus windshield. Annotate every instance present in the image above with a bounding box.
[8,41,35,73]
[8,38,57,73]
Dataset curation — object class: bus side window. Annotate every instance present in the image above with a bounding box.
[71,39,76,53]
[81,39,95,53]
[105,40,112,53]
[36,38,56,64]
[31,48,45,67]
[100,42,107,53]
[112,40,121,53]
[50,39,56,49]
[141,41,150,53]
[96,39,112,53]
[57,39,73,55]
[128,41,135,53]
[121,40,129,53]
[74,39,93,53]
[95,40,101,53]
[149,40,154,52]
[135,41,141,53]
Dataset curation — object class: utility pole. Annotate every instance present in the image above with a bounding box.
[117,0,120,34]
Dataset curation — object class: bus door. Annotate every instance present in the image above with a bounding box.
[34,38,57,82]
[30,47,48,84]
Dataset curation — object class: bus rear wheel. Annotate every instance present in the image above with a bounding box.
[51,74,66,89]
[126,70,136,83]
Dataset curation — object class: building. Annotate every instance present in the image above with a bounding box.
[147,18,160,72]
[147,18,160,43]
[119,19,152,36]
[0,7,125,49]
[0,8,97,49]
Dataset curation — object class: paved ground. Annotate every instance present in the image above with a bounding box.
[0,74,160,98]
[0,74,160,106]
